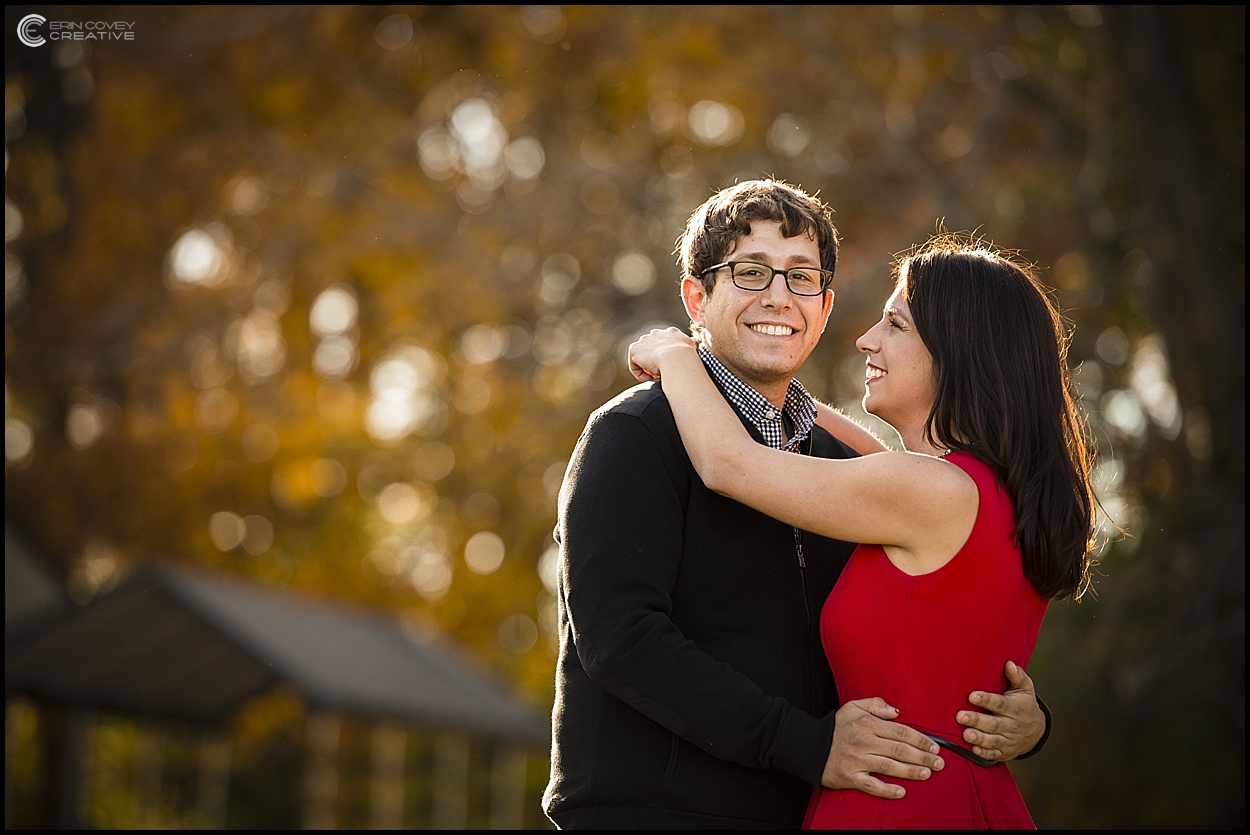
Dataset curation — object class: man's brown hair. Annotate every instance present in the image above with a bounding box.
[676,179,840,295]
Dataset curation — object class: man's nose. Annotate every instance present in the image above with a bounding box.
[758,271,794,306]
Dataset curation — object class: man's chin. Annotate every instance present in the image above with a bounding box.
[737,360,805,386]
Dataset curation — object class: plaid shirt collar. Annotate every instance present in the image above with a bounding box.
[698,344,817,452]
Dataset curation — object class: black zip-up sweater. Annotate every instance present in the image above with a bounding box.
[544,381,859,829]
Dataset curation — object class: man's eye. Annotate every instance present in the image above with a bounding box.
[788,270,821,287]
[737,265,768,277]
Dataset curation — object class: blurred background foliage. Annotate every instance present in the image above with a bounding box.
[4,4,1243,828]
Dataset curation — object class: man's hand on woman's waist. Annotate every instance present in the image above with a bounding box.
[822,698,945,799]
[957,660,1046,761]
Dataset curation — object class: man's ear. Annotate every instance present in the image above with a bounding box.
[819,288,834,334]
[681,276,709,328]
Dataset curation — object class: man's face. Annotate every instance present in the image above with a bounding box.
[682,220,834,402]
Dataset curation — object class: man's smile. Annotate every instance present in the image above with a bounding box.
[748,323,797,337]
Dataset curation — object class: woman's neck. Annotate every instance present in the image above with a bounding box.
[897,423,949,457]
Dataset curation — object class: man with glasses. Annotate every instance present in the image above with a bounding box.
[543,180,1047,829]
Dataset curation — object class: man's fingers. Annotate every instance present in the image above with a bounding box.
[825,699,947,793]
[855,775,907,800]
[970,744,1008,762]
[874,718,942,759]
[1003,660,1035,693]
[957,708,1013,735]
[866,753,939,782]
[962,727,1009,751]
[847,697,901,721]
[967,690,1014,716]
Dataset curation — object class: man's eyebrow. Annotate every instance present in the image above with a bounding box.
[736,250,820,265]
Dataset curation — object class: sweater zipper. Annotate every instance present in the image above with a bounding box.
[793,433,815,712]
[795,526,814,712]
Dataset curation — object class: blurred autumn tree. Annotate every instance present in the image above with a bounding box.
[4,5,1242,828]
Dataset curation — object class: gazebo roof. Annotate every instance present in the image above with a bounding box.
[4,563,548,745]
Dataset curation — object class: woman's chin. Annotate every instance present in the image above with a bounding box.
[861,396,883,421]
[861,399,900,433]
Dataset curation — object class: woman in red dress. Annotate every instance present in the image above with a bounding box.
[628,238,1096,829]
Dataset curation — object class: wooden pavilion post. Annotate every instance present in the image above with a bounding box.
[489,745,527,830]
[369,721,406,829]
[193,732,232,829]
[303,712,340,830]
[432,732,469,830]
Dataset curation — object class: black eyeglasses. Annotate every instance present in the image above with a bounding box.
[701,261,833,297]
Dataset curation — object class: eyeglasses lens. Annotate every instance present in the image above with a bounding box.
[730,262,827,296]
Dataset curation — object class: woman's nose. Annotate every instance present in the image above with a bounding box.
[855,325,878,354]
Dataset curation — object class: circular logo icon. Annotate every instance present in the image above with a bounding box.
[17,13,46,47]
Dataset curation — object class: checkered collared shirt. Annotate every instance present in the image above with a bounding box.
[698,344,817,452]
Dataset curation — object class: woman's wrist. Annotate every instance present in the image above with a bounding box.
[656,341,700,373]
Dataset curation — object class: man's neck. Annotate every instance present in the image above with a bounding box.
[701,346,792,409]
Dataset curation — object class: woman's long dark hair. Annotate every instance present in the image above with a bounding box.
[900,237,1096,600]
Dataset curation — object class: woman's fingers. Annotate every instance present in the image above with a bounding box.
[627,327,697,380]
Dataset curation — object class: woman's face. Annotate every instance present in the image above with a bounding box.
[854,283,937,436]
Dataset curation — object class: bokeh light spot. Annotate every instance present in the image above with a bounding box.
[5,199,24,243]
[374,13,414,50]
[66,403,104,450]
[241,514,275,555]
[504,136,545,180]
[195,388,239,435]
[1102,390,1148,439]
[413,441,455,481]
[313,335,358,380]
[227,310,286,383]
[168,228,228,287]
[377,482,426,525]
[68,537,122,604]
[460,323,509,364]
[498,612,538,654]
[242,422,280,463]
[5,417,34,463]
[767,114,811,157]
[464,531,506,575]
[686,100,744,147]
[209,511,247,551]
[519,5,566,43]
[310,457,348,498]
[310,285,358,337]
[612,251,656,296]
[538,543,559,593]
[1095,327,1130,366]
[1130,334,1182,439]
[228,176,268,216]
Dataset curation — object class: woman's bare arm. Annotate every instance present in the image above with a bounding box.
[629,330,977,574]
[814,402,889,456]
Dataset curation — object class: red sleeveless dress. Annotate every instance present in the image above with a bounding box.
[803,452,1046,830]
